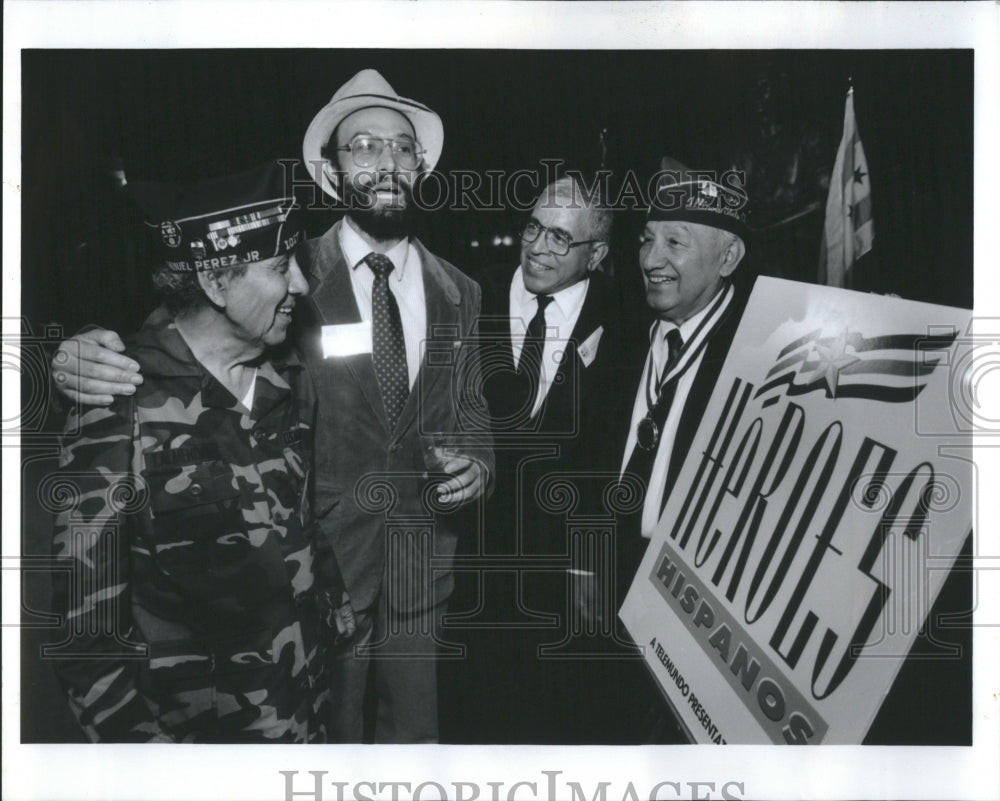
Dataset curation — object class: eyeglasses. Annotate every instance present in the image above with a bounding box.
[521,220,602,257]
[331,135,425,170]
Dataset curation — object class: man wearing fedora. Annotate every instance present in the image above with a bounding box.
[294,69,492,743]
[50,69,493,744]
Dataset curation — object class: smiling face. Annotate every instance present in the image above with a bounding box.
[329,106,420,241]
[639,220,743,324]
[520,187,607,296]
[218,254,309,352]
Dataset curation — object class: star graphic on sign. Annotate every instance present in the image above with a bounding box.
[800,329,860,399]
[853,166,867,185]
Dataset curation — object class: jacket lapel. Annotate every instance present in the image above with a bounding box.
[303,222,363,326]
[301,220,390,434]
[482,299,515,370]
[562,273,607,368]
[394,238,462,435]
[534,272,608,422]
[476,271,531,425]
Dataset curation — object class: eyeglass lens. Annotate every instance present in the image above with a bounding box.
[348,137,421,169]
[522,222,572,255]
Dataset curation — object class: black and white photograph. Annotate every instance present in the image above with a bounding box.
[4,2,998,800]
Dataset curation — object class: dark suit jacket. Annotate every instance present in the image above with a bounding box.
[615,284,747,591]
[294,220,494,615]
[479,269,631,460]
[475,269,638,571]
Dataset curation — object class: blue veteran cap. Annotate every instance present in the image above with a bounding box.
[130,160,302,272]
[647,156,750,241]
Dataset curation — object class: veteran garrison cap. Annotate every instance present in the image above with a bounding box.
[648,156,750,241]
[130,160,302,272]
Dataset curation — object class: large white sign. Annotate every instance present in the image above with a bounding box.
[621,277,973,744]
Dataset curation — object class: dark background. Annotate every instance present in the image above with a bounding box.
[22,48,973,335]
[19,48,973,744]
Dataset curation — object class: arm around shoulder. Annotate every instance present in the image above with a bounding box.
[50,326,143,408]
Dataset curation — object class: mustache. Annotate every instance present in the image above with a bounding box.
[344,171,412,193]
[341,173,413,213]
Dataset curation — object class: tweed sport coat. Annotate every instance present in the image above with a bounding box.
[294,220,494,615]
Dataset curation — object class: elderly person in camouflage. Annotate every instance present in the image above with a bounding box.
[49,161,351,743]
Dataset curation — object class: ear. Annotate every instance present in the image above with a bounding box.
[718,234,746,278]
[196,270,228,309]
[587,241,610,272]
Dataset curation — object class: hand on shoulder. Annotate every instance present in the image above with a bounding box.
[51,328,143,406]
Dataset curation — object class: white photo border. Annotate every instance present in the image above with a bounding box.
[4,2,998,800]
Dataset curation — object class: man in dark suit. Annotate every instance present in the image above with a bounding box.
[617,157,749,594]
[578,156,751,743]
[595,157,971,748]
[478,176,626,480]
[441,176,639,743]
[50,69,494,744]
[279,68,493,743]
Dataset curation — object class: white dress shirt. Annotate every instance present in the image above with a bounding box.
[509,266,590,416]
[621,284,734,538]
[339,219,427,388]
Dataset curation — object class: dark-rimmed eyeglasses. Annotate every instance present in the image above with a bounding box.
[331,135,425,170]
[521,220,602,257]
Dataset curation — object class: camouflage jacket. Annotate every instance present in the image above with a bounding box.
[50,306,345,743]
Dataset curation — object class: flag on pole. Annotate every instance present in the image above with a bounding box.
[819,86,873,288]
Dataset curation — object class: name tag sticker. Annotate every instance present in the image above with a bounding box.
[321,322,372,358]
[577,326,604,367]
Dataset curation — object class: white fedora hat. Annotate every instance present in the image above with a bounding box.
[302,68,444,199]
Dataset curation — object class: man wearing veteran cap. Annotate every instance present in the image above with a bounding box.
[574,157,751,743]
[621,156,749,554]
[50,161,351,742]
[52,71,493,743]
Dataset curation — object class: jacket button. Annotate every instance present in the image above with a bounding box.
[189,483,203,497]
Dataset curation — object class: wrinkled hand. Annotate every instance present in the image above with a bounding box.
[51,328,142,406]
[435,454,488,505]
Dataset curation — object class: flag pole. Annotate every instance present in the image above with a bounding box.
[818,77,874,289]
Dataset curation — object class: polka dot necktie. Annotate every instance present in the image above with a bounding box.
[516,293,554,413]
[366,252,409,430]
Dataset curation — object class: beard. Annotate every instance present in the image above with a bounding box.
[342,174,414,243]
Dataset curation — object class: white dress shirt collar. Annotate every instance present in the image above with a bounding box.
[340,217,410,280]
[650,287,723,358]
[510,266,590,321]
